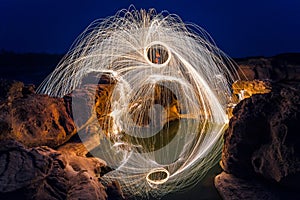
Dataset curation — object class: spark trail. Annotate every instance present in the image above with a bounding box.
[38,6,239,199]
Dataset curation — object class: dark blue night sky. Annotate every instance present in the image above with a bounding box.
[1,0,300,58]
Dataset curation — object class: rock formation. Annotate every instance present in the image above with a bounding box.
[0,53,300,199]
[236,53,300,81]
[0,79,76,148]
[0,79,124,200]
[215,54,300,200]
[0,139,108,200]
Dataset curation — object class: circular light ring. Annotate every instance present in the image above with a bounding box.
[146,168,170,187]
[144,41,171,67]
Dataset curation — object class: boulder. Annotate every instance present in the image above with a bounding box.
[215,172,280,200]
[0,139,109,200]
[216,82,300,199]
[0,79,76,148]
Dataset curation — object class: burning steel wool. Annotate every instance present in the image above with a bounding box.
[38,6,239,199]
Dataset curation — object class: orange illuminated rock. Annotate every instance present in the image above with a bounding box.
[227,80,271,118]
[0,79,76,148]
[232,80,272,100]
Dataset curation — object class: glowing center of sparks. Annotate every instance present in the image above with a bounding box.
[144,41,171,67]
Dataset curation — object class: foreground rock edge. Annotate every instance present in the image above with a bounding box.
[215,82,300,199]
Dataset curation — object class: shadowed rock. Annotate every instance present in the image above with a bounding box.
[215,172,280,200]
[216,82,300,199]
[236,53,300,81]
[0,139,108,200]
[106,181,125,200]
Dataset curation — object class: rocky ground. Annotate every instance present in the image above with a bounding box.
[0,53,299,199]
[215,54,300,200]
[0,80,124,200]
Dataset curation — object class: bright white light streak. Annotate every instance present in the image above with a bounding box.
[37,6,239,199]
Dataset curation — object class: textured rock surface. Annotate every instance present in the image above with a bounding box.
[106,181,125,200]
[66,82,116,137]
[216,82,300,199]
[0,139,109,200]
[215,54,300,199]
[236,53,300,81]
[232,80,272,100]
[0,79,125,200]
[223,83,300,180]
[215,172,280,200]
[0,79,76,148]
